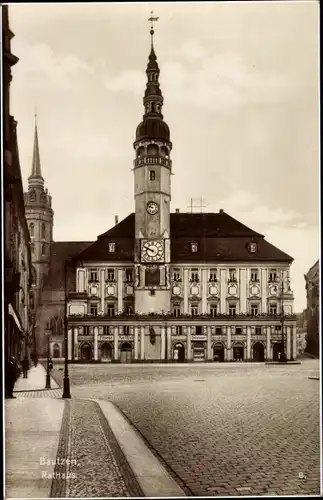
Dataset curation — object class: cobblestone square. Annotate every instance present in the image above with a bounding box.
[52,359,321,496]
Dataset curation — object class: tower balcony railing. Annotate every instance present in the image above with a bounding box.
[134,156,172,168]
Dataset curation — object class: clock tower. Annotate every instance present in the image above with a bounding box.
[133,21,172,314]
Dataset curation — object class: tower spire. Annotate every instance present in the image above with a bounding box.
[28,113,44,187]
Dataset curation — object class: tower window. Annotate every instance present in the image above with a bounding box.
[149,170,155,181]
[29,190,36,203]
[29,223,34,237]
[41,223,46,239]
[41,243,46,255]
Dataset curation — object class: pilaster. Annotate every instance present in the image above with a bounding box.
[187,326,191,360]
[261,268,267,313]
[140,326,145,360]
[201,268,208,314]
[240,268,247,313]
[246,326,251,360]
[74,327,78,360]
[167,326,172,360]
[134,326,139,359]
[286,326,291,360]
[94,326,98,361]
[292,325,297,360]
[220,268,226,313]
[160,326,166,360]
[226,325,232,361]
[114,326,118,360]
[207,326,212,360]
[100,269,105,313]
[117,268,123,314]
[183,268,189,314]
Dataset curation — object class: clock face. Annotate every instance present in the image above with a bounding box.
[141,240,164,262]
[146,201,159,215]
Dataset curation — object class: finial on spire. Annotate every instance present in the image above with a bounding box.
[148,10,159,46]
[28,112,44,184]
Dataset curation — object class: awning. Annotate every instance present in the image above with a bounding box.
[9,304,23,332]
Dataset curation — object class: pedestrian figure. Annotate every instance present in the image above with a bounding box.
[22,356,29,378]
[5,356,18,398]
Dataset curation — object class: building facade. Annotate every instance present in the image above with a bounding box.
[296,311,307,356]
[3,5,33,363]
[304,260,319,356]
[65,28,297,363]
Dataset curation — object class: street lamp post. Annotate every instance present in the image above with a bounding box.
[45,328,51,388]
[62,259,71,398]
[279,270,287,363]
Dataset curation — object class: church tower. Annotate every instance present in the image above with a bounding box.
[133,20,172,314]
[24,117,53,301]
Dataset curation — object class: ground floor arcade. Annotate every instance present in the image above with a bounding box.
[64,322,297,362]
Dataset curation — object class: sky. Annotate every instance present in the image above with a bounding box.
[9,1,319,312]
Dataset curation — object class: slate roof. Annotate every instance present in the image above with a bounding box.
[75,212,293,263]
[43,241,93,290]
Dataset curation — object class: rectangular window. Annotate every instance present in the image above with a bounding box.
[251,269,259,281]
[108,242,116,253]
[191,269,199,281]
[83,326,90,335]
[149,170,155,181]
[269,269,278,282]
[235,327,242,335]
[191,305,198,316]
[191,242,199,253]
[209,269,217,282]
[255,327,262,335]
[90,304,98,316]
[175,326,182,336]
[210,304,218,317]
[215,327,222,335]
[229,268,237,281]
[126,305,134,315]
[126,268,133,282]
[124,326,130,335]
[89,269,98,282]
[107,304,115,317]
[269,303,277,315]
[173,268,181,281]
[195,326,202,335]
[107,268,115,281]
[229,304,236,316]
[251,304,259,316]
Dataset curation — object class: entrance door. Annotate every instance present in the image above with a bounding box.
[273,342,283,361]
[193,342,205,361]
[101,343,112,362]
[253,342,265,362]
[120,342,132,363]
[213,345,224,362]
[173,343,185,362]
[233,346,244,361]
[81,343,92,361]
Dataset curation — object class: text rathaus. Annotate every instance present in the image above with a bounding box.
[40,25,298,363]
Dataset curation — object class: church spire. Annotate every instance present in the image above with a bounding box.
[28,114,44,188]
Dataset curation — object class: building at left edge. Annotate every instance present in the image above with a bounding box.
[3,5,34,364]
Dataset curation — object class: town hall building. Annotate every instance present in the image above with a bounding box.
[25,24,297,363]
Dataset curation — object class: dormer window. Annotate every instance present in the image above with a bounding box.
[149,170,155,181]
[190,242,199,253]
[108,242,116,253]
[248,242,257,253]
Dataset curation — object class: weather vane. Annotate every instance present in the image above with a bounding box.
[148,10,159,33]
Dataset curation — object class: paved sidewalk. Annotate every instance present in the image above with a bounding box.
[14,363,59,392]
[5,394,182,498]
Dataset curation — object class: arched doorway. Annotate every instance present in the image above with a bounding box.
[120,342,132,363]
[193,342,205,361]
[173,343,185,362]
[253,342,265,362]
[53,343,60,358]
[213,343,225,362]
[80,343,92,361]
[101,343,112,362]
[233,344,244,361]
[273,342,284,362]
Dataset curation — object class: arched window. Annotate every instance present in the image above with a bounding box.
[41,223,46,239]
[29,190,36,203]
[29,223,34,237]
[41,243,46,255]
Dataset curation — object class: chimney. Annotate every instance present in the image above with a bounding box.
[219,209,224,214]
[175,208,180,214]
[115,215,119,225]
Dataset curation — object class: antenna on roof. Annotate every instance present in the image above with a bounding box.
[187,197,206,213]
